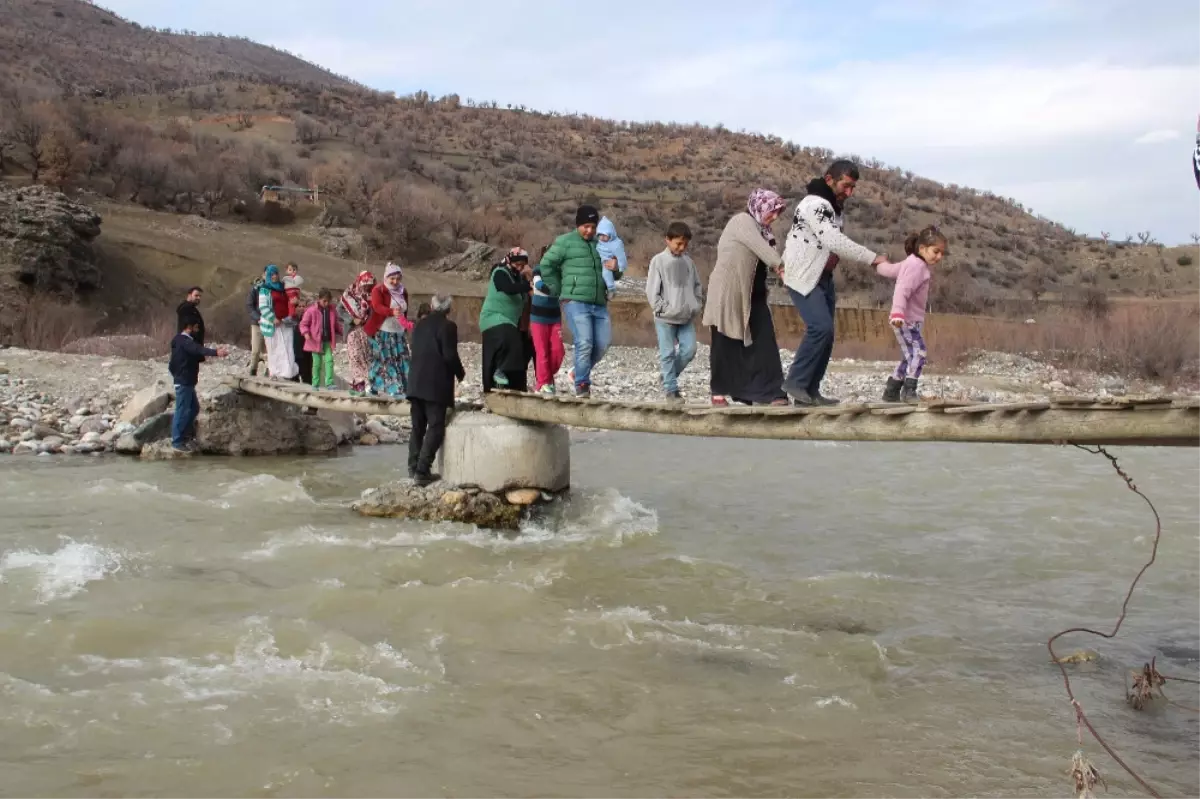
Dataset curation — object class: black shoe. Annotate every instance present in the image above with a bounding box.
[574,383,591,399]
[783,384,814,405]
[900,378,920,404]
[812,393,840,406]
[882,377,903,403]
[665,390,684,404]
[414,471,441,487]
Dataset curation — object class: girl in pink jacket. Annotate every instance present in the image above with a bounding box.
[876,226,947,403]
[299,289,345,390]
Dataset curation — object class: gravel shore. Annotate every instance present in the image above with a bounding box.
[0,339,1175,456]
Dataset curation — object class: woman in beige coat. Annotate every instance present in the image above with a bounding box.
[701,189,790,406]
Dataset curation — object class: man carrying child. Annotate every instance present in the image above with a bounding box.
[645,222,704,403]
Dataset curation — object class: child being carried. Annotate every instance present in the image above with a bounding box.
[596,217,627,300]
[283,262,304,320]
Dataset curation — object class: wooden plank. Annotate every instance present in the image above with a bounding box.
[483,391,1200,446]
[224,376,415,416]
[943,401,1051,415]
[870,405,921,416]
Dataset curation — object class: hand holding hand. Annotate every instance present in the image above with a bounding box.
[216,347,230,357]
[872,254,888,267]
[890,317,904,329]
[603,258,617,271]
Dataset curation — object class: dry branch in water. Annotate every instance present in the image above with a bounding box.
[1127,659,1166,711]
[1070,750,1106,799]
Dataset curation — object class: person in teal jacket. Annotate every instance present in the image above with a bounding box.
[537,205,621,398]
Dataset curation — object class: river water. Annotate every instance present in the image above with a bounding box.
[1,436,1197,798]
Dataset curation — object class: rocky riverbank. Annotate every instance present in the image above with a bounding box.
[0,339,1180,456]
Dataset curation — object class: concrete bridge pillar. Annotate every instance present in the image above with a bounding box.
[438,412,570,492]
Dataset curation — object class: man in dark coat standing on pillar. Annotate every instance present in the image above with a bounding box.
[405,293,465,486]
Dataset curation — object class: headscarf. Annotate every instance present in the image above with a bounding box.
[340,270,375,319]
[505,247,529,265]
[263,264,284,292]
[746,189,787,246]
[384,262,407,313]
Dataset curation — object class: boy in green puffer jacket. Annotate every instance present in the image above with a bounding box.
[537,205,622,397]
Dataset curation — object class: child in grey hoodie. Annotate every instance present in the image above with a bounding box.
[645,222,704,402]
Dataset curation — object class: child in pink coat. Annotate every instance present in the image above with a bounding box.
[876,226,947,403]
[299,289,344,390]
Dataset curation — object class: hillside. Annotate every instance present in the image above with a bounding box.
[0,0,356,95]
[0,0,1196,316]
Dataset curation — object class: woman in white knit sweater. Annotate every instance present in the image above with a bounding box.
[780,160,888,405]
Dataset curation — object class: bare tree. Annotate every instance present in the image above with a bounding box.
[1190,233,1200,245]
[294,114,322,145]
[1099,231,1110,246]
[1136,231,1155,246]
[10,106,48,183]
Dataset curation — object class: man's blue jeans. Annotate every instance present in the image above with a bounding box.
[653,320,697,393]
[563,301,612,386]
[172,384,199,448]
[784,272,837,395]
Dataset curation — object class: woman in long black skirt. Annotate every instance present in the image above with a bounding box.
[701,189,790,406]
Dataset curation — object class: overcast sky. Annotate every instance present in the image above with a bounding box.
[104,0,1200,243]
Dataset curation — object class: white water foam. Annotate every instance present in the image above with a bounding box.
[84,479,205,505]
[219,474,315,506]
[815,695,857,709]
[69,618,443,724]
[0,540,127,602]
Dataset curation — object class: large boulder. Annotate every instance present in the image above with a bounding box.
[353,482,522,530]
[439,412,570,492]
[426,241,495,280]
[0,186,102,306]
[193,388,338,456]
[118,384,172,425]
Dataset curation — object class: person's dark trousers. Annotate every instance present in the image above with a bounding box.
[784,271,837,395]
[408,398,448,476]
[292,330,313,385]
[171,384,199,448]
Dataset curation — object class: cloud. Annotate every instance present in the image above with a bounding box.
[1134,129,1182,145]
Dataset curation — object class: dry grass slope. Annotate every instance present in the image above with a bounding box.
[0,1,1193,304]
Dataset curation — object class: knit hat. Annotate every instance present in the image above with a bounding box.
[575,205,600,226]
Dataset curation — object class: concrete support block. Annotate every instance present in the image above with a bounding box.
[439,412,569,492]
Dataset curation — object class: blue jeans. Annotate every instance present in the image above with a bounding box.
[784,273,837,395]
[654,320,697,393]
[171,384,199,448]
[563,301,611,386]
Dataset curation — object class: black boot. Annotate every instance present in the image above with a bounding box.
[882,377,903,403]
[900,378,919,404]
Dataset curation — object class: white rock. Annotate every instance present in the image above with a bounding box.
[118,385,172,426]
[12,441,37,455]
[9,418,31,429]
[81,431,102,444]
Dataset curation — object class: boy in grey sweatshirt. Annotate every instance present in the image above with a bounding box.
[645,222,704,402]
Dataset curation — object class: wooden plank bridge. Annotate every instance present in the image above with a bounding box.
[225,377,1199,447]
